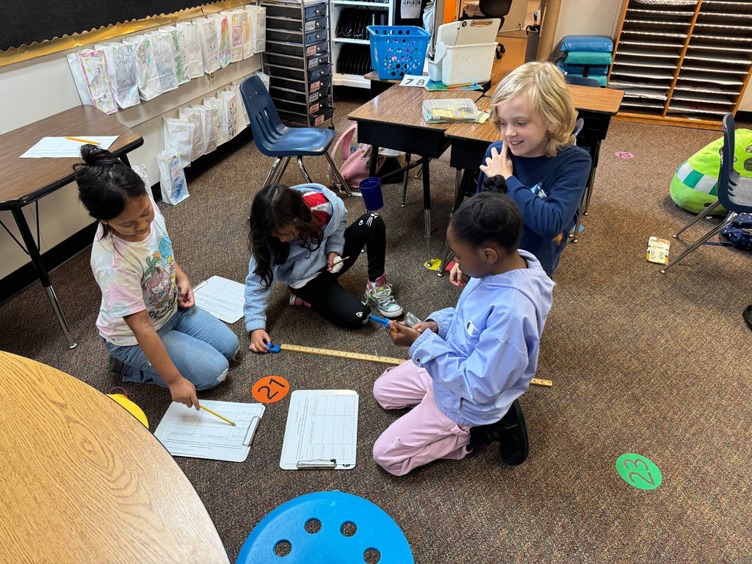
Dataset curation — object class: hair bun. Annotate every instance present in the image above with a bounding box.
[80,144,118,166]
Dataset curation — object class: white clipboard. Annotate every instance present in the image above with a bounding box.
[154,400,265,462]
[280,390,358,470]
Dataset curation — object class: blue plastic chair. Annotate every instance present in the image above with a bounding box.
[239,75,351,194]
[236,491,414,564]
[662,113,752,272]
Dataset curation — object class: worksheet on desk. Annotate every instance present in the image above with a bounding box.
[280,390,358,470]
[154,400,265,462]
[19,136,118,158]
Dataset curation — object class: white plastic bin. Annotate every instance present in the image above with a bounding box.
[428,42,496,86]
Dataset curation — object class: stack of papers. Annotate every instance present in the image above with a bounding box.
[422,98,480,124]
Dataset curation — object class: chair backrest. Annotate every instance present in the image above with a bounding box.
[717,112,752,213]
[236,491,414,564]
[478,0,512,19]
[239,75,287,155]
[565,74,601,88]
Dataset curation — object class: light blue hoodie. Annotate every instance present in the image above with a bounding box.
[408,250,555,427]
[244,183,347,333]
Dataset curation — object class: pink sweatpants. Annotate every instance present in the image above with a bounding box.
[372,361,471,476]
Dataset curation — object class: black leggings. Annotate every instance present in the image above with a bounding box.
[291,211,386,329]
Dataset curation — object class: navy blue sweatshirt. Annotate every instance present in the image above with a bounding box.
[477,141,592,276]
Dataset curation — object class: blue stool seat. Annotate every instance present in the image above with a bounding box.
[236,491,414,564]
[239,75,351,193]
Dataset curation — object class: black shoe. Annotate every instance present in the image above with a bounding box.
[107,356,124,374]
[468,400,529,465]
[498,400,529,466]
[743,305,752,331]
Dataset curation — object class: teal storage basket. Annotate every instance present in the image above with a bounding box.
[368,25,430,80]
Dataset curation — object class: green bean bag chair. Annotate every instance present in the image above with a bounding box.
[670,128,752,215]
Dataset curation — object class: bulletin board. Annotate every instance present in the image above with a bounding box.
[1,0,222,51]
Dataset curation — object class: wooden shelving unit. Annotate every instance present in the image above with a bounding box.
[609,0,752,130]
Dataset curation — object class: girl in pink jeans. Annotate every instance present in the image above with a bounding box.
[372,192,554,476]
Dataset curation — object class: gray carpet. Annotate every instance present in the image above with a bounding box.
[2,90,751,562]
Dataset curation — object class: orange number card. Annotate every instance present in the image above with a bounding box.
[252,376,290,404]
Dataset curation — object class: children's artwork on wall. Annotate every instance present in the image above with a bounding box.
[148,30,179,93]
[79,50,118,114]
[124,34,163,101]
[157,149,189,205]
[204,97,227,146]
[131,164,155,201]
[240,7,254,59]
[164,26,190,86]
[67,52,94,106]
[228,9,245,63]
[212,13,232,68]
[248,5,266,54]
[178,106,205,162]
[197,17,221,74]
[232,81,251,130]
[197,103,219,154]
[97,42,140,109]
[178,21,205,79]
[218,89,239,140]
[163,117,195,168]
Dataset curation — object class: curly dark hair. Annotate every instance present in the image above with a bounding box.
[450,191,523,252]
[249,184,324,289]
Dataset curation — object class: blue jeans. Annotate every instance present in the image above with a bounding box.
[105,306,239,391]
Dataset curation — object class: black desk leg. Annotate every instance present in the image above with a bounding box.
[438,168,474,276]
[422,157,432,263]
[369,145,380,177]
[10,207,77,349]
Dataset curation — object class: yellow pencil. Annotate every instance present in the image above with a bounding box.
[200,405,236,426]
[66,136,101,145]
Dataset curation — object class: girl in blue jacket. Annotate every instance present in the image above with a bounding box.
[474,61,592,277]
[373,192,555,476]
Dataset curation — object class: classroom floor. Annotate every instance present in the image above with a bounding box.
[2,89,751,560]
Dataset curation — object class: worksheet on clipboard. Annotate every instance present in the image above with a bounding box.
[154,400,265,462]
[280,390,358,470]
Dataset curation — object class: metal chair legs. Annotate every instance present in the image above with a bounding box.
[297,157,313,184]
[661,211,737,273]
[324,152,353,197]
[672,200,724,239]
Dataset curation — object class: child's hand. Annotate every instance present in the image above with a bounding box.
[389,322,420,347]
[327,252,342,273]
[413,321,438,334]
[176,274,195,308]
[169,377,199,410]
[480,143,514,180]
[249,329,271,353]
[449,263,468,288]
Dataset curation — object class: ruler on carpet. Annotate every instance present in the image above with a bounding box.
[277,344,553,387]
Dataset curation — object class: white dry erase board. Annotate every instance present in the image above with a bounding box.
[280,390,358,470]
[154,400,264,462]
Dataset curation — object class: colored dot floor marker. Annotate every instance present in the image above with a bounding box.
[252,376,290,404]
[616,453,662,490]
[614,151,635,159]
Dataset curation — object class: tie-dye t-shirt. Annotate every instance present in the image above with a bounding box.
[90,202,178,346]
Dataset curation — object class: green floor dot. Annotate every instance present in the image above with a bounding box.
[616,453,662,490]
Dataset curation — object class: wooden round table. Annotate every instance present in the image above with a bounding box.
[0,351,229,562]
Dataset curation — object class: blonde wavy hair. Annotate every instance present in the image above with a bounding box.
[490,61,577,157]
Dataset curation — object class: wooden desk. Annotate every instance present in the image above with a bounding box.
[0,106,143,348]
[348,87,484,262]
[0,351,229,563]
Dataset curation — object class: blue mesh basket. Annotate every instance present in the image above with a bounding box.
[368,25,430,80]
